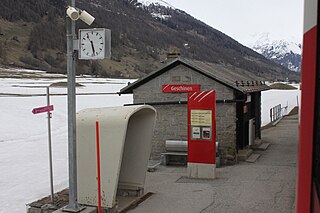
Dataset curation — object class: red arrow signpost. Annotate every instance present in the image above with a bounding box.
[32,87,55,204]
[32,105,54,114]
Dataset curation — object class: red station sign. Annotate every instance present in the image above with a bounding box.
[188,90,216,164]
[162,84,200,93]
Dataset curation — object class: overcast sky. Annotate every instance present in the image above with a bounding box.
[162,0,304,44]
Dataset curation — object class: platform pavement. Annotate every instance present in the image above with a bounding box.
[130,115,299,213]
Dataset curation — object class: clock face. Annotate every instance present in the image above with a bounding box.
[79,29,105,59]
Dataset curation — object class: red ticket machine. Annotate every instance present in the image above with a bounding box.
[187,90,216,179]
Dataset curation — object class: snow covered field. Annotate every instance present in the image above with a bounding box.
[0,69,134,213]
[0,68,300,213]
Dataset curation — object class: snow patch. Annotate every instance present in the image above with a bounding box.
[151,12,171,20]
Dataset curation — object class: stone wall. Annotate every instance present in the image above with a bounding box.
[133,64,237,164]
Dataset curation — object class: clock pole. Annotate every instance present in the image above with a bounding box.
[65,0,81,212]
[65,3,104,212]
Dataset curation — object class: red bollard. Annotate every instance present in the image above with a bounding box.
[95,121,102,213]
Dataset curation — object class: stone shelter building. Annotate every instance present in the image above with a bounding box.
[119,58,270,165]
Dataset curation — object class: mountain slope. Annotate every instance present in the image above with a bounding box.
[0,0,300,81]
[247,33,302,72]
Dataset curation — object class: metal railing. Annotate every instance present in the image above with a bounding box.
[270,104,288,123]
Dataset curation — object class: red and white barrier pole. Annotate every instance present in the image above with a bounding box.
[296,0,318,212]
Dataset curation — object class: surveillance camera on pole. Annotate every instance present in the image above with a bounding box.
[79,10,95,25]
[66,6,95,25]
[66,6,80,21]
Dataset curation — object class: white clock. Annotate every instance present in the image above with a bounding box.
[78,28,111,60]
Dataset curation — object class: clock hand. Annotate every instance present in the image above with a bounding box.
[86,34,95,55]
[90,41,95,56]
[86,33,91,41]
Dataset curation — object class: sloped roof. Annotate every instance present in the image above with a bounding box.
[120,58,270,94]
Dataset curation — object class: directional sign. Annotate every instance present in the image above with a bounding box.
[32,105,54,114]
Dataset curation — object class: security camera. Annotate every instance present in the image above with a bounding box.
[66,6,95,25]
[66,6,80,21]
[79,10,95,25]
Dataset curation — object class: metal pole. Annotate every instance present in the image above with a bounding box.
[47,87,55,204]
[65,0,81,211]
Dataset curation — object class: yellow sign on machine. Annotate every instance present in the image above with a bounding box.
[190,110,212,126]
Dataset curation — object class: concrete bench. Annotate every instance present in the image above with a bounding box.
[160,140,188,165]
[161,140,219,166]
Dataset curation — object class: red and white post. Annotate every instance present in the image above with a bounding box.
[296,0,319,212]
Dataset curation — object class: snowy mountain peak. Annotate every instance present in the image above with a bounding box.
[246,33,302,72]
[136,0,176,20]
[245,32,301,46]
[252,39,301,56]
[137,0,175,8]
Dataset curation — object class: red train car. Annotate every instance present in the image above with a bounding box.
[297,0,320,212]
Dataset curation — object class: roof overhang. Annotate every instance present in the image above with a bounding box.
[119,58,270,95]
